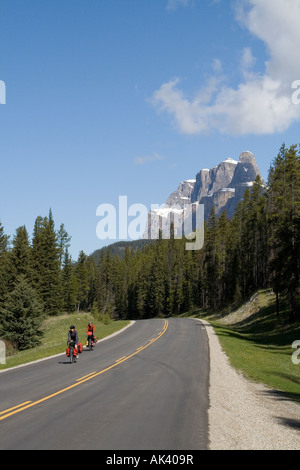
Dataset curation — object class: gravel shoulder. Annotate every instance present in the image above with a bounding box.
[200,318,300,450]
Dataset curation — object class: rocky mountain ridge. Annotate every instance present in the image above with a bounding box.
[166,151,262,219]
[144,151,263,239]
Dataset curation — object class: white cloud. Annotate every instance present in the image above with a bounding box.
[240,47,256,73]
[153,0,300,136]
[134,153,164,165]
[212,58,223,74]
[166,0,190,11]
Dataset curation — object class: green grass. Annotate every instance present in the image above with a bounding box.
[195,291,300,401]
[0,312,130,371]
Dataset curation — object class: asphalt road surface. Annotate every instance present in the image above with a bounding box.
[0,318,209,450]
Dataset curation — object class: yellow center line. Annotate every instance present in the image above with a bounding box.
[115,356,127,363]
[0,401,32,415]
[0,320,169,422]
[76,372,97,381]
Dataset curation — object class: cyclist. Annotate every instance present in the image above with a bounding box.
[67,325,79,358]
[86,321,96,346]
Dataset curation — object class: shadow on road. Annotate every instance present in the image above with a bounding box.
[276,416,300,430]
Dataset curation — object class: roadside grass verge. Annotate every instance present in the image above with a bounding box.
[0,312,130,371]
[189,291,300,401]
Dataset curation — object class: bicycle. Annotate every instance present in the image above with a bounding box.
[67,341,78,363]
[87,331,94,351]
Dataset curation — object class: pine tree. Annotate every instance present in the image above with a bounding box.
[85,256,99,311]
[10,225,33,286]
[113,251,129,319]
[181,248,195,312]
[61,249,76,313]
[148,241,166,317]
[203,207,218,309]
[136,268,148,318]
[215,210,230,306]
[249,176,269,290]
[31,210,62,316]
[75,250,89,311]
[0,276,45,350]
[57,223,71,268]
[0,221,10,307]
[226,201,243,305]
[239,188,254,297]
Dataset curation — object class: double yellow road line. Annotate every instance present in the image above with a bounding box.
[0,320,168,422]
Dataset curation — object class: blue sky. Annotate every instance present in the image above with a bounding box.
[1,0,300,260]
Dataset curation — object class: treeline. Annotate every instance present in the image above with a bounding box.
[90,143,300,322]
[0,210,100,349]
[0,143,299,349]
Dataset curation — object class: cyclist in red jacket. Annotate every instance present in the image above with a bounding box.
[86,321,96,347]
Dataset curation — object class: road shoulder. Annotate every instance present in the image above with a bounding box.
[199,318,300,450]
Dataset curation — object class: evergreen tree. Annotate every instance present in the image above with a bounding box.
[181,248,195,312]
[0,222,13,307]
[113,251,129,319]
[86,256,99,311]
[249,176,269,290]
[0,276,45,350]
[31,210,62,316]
[10,225,33,286]
[136,268,149,318]
[0,221,10,307]
[61,249,76,313]
[226,201,243,305]
[239,188,255,297]
[203,207,218,309]
[147,241,166,317]
[75,250,89,311]
[215,210,230,306]
[94,251,107,314]
[57,223,71,268]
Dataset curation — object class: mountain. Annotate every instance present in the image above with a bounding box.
[90,239,154,264]
[145,151,263,239]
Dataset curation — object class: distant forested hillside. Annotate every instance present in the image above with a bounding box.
[91,239,154,263]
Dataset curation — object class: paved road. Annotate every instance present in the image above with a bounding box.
[0,318,209,450]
